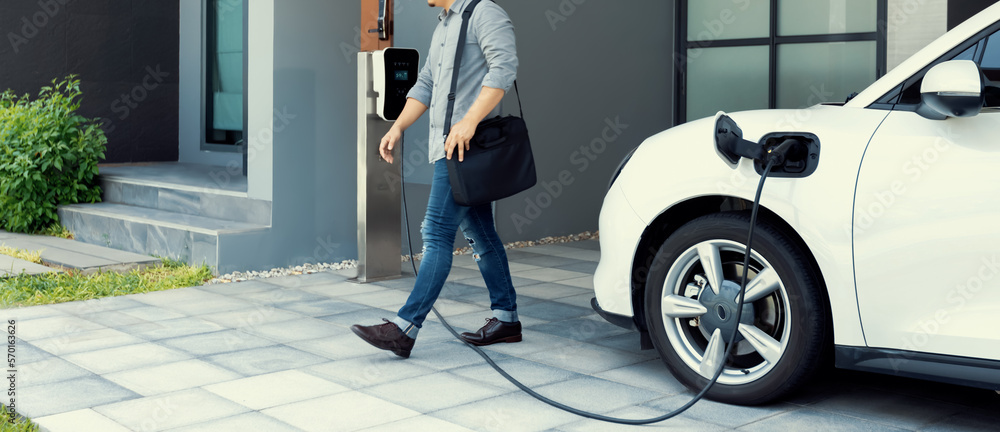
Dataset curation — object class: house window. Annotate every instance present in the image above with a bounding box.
[205,0,245,147]
[677,0,887,123]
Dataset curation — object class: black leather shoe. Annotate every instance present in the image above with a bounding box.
[351,319,415,358]
[460,318,522,346]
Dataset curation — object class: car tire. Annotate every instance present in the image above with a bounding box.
[645,212,828,405]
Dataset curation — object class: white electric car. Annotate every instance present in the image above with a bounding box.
[593,4,1000,404]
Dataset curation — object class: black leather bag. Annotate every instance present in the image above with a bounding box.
[444,0,536,207]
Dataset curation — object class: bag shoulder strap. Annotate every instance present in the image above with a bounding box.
[443,0,523,137]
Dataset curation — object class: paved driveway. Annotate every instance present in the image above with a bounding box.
[6,240,998,431]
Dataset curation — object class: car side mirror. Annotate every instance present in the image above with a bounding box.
[918,60,985,120]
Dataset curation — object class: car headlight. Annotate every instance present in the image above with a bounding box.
[608,146,639,190]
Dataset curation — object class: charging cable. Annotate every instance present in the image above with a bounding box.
[400,136,786,425]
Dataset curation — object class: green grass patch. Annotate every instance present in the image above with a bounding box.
[0,405,39,432]
[0,246,41,265]
[0,258,212,308]
[34,223,73,240]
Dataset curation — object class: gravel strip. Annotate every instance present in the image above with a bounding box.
[207,231,598,284]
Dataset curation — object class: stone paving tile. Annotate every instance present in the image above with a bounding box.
[528,316,631,342]
[522,341,647,375]
[558,275,595,289]
[559,239,601,250]
[18,356,93,387]
[20,375,140,418]
[517,301,594,321]
[357,415,476,432]
[645,394,795,429]
[126,287,228,307]
[159,296,257,315]
[287,333,388,361]
[361,371,511,413]
[34,408,132,432]
[70,308,153,328]
[16,315,107,341]
[262,391,421,432]
[271,298,371,317]
[239,317,343,343]
[316,307,399,328]
[452,275,546,290]
[534,376,664,414]
[299,280,389,298]
[94,388,251,431]
[921,409,1000,432]
[1,304,64,321]
[62,342,190,375]
[513,282,590,300]
[515,267,592,283]
[203,345,327,376]
[509,253,591,269]
[406,340,493,371]
[197,306,303,329]
[104,359,242,396]
[807,388,967,430]
[118,316,226,340]
[157,329,275,356]
[204,369,349,410]
[431,392,581,432]
[259,271,349,289]
[118,305,187,322]
[449,356,585,389]
[238,288,332,306]
[554,405,730,432]
[552,293,599,309]
[50,296,148,316]
[10,340,52,364]
[340,289,414,309]
[736,407,911,432]
[165,412,304,432]
[306,356,438,390]
[198,279,283,296]
[593,360,690,396]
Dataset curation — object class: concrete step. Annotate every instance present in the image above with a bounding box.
[58,203,270,272]
[0,254,61,278]
[99,173,271,226]
[0,231,160,274]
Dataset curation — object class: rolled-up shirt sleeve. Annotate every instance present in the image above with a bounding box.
[406,59,434,106]
[475,5,518,92]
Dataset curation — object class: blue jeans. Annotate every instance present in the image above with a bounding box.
[393,160,518,339]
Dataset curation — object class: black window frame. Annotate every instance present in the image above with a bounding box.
[675,0,888,124]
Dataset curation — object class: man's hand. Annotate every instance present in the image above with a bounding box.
[445,118,477,162]
[379,126,402,164]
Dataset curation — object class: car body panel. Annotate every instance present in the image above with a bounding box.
[854,109,1000,360]
[594,183,646,317]
[599,106,890,347]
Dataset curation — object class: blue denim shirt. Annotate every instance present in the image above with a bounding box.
[406,0,518,163]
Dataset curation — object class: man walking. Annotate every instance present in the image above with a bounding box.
[351,0,521,358]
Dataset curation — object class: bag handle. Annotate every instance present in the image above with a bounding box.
[443,0,523,138]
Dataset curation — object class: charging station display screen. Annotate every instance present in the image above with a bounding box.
[394,70,409,81]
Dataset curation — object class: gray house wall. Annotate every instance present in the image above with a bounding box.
[219,0,676,272]
[397,0,676,253]
[0,0,180,163]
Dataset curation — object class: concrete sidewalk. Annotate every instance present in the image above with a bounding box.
[0,230,160,275]
[4,240,998,431]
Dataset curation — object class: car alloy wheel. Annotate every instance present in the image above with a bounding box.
[645,212,828,405]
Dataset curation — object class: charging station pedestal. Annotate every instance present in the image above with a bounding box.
[354,51,402,284]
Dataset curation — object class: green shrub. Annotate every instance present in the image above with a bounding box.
[0,76,106,233]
